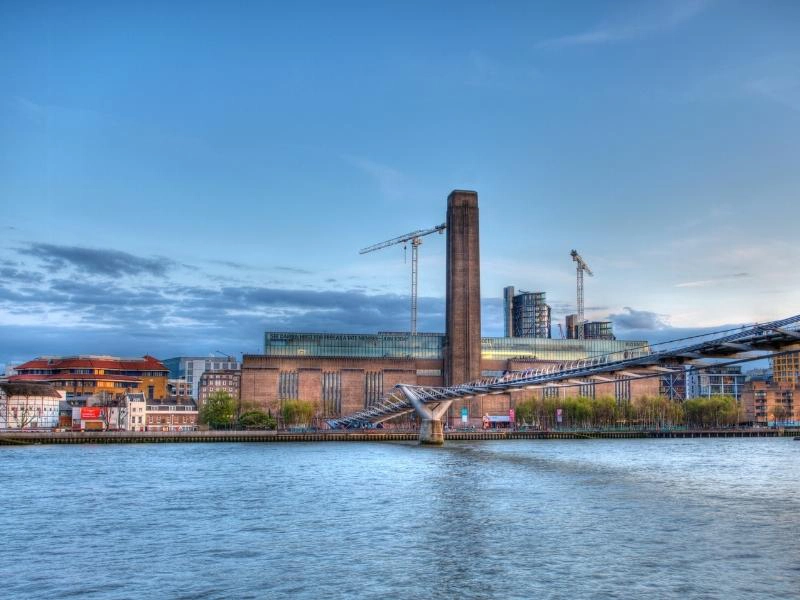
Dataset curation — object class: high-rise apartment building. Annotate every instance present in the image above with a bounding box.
[687,366,745,400]
[504,289,551,338]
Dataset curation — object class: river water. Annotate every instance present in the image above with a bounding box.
[1,439,798,599]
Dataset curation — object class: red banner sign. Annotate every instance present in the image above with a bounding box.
[81,407,103,420]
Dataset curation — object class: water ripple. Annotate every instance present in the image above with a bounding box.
[0,439,798,599]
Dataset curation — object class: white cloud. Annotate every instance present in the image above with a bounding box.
[539,0,713,48]
[341,154,405,201]
[747,72,800,113]
[610,307,671,331]
[676,273,750,288]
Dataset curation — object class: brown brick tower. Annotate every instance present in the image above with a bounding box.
[444,190,481,385]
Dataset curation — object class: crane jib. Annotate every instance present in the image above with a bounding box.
[359,223,447,335]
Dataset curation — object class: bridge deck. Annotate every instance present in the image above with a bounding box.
[328,315,800,429]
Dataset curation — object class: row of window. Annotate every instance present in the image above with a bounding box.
[149,415,194,423]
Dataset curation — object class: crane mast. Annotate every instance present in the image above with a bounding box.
[360,223,446,335]
[570,249,594,339]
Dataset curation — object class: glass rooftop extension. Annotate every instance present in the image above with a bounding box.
[263,332,648,362]
[480,336,646,361]
[264,332,445,359]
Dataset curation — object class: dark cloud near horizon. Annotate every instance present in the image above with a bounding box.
[18,243,173,277]
[0,258,451,365]
[207,259,250,270]
[2,254,749,368]
[0,265,44,285]
[0,256,528,365]
[274,266,313,275]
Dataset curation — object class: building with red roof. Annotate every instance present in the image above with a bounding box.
[10,355,169,401]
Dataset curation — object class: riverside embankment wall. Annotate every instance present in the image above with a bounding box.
[0,429,796,445]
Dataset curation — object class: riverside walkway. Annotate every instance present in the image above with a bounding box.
[0,429,795,445]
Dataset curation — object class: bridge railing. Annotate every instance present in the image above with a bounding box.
[481,315,800,389]
[328,315,800,428]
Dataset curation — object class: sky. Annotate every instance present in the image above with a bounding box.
[1,0,799,370]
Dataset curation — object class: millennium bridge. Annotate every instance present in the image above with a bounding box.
[327,314,800,444]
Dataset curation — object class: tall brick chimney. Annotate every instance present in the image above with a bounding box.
[444,190,481,385]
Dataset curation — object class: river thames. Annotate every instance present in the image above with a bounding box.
[1,438,798,599]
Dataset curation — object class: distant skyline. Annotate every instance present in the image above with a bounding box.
[2,0,799,370]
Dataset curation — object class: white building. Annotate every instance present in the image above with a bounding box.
[0,382,64,429]
[126,393,147,431]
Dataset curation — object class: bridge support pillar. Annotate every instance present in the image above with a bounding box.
[419,419,445,445]
[401,385,452,445]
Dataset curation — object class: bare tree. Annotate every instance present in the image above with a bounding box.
[771,404,789,425]
[14,393,40,429]
[92,391,128,431]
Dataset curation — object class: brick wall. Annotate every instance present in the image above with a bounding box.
[240,367,280,413]
[297,368,322,412]
[444,190,481,385]
[340,369,366,415]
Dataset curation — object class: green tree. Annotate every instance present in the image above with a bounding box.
[238,410,277,430]
[684,395,738,428]
[591,396,618,429]
[281,399,316,427]
[199,391,236,429]
[517,393,689,431]
[514,398,538,426]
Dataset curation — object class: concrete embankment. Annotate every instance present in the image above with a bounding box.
[0,429,796,445]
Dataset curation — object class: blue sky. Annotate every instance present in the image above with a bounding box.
[1,0,799,369]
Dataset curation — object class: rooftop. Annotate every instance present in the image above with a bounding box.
[14,355,168,372]
[0,382,62,398]
[10,373,143,383]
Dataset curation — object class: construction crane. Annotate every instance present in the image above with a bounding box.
[360,223,446,335]
[570,249,594,339]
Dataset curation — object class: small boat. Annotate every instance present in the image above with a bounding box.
[794,437,800,441]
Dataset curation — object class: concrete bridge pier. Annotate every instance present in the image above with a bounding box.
[401,385,452,445]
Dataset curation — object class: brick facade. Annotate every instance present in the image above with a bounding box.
[340,369,368,415]
[741,380,800,424]
[444,190,481,385]
[297,368,323,412]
